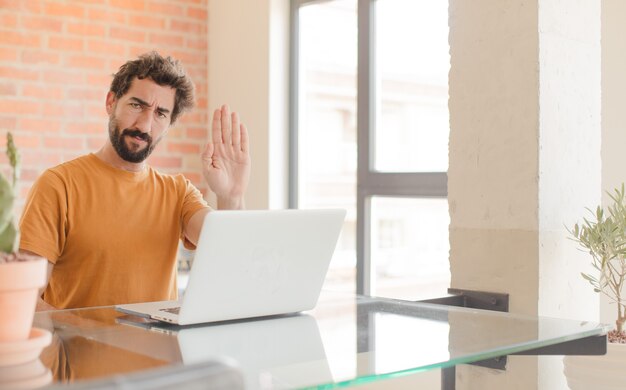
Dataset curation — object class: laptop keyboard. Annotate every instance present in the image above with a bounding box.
[159,307,180,315]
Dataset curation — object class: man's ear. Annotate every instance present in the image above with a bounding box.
[105,91,117,115]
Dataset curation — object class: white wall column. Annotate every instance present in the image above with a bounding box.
[601,0,626,326]
[208,0,289,209]
[449,1,600,389]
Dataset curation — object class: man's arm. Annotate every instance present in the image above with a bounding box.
[36,262,57,311]
[183,208,211,247]
[20,250,57,311]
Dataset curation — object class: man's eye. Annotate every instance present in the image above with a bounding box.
[157,112,168,119]
[130,103,141,110]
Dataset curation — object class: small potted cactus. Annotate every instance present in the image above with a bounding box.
[0,133,47,343]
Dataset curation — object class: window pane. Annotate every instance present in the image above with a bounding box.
[371,197,450,300]
[298,1,357,292]
[373,0,450,172]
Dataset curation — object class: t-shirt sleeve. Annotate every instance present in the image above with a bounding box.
[179,177,211,250]
[19,170,68,264]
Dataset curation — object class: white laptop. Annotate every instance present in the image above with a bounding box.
[116,209,346,325]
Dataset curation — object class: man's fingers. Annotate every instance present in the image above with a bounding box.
[202,142,214,165]
[221,104,232,144]
[211,109,221,145]
[240,123,249,153]
[231,112,241,145]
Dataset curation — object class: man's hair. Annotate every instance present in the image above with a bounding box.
[109,51,194,124]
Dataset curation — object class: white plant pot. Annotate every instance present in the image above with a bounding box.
[563,342,626,390]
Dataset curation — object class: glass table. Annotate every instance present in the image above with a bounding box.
[25,291,607,389]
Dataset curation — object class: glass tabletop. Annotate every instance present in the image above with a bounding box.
[29,292,607,389]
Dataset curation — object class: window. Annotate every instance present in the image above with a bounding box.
[291,0,449,299]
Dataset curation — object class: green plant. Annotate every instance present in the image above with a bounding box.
[0,132,20,254]
[569,184,626,341]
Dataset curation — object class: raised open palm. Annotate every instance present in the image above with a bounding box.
[201,105,251,203]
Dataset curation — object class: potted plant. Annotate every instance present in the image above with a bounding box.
[563,184,626,389]
[0,132,47,344]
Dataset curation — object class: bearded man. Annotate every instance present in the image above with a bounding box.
[19,52,251,310]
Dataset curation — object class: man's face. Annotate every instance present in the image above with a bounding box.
[106,78,176,163]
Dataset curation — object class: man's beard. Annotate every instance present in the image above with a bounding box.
[108,116,158,163]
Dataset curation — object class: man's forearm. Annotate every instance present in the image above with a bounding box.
[36,297,57,312]
[217,196,245,210]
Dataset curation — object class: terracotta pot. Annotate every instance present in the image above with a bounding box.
[0,257,47,342]
[563,341,626,390]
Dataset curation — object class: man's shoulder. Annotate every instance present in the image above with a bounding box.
[47,154,97,177]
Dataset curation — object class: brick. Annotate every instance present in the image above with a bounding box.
[110,0,145,11]
[66,54,106,69]
[20,186,32,200]
[67,22,106,37]
[48,36,84,51]
[0,0,22,11]
[41,70,84,84]
[128,14,166,29]
[127,46,156,58]
[86,8,126,24]
[0,117,16,130]
[87,137,104,149]
[0,47,18,61]
[44,2,85,18]
[0,66,39,82]
[149,32,184,47]
[169,19,205,34]
[21,151,63,166]
[85,103,108,118]
[21,50,61,65]
[167,142,201,154]
[86,39,126,55]
[21,168,40,181]
[21,15,64,32]
[146,1,183,16]
[22,84,64,100]
[0,83,17,96]
[168,50,198,65]
[19,118,62,132]
[12,134,41,148]
[187,6,207,20]
[186,127,207,139]
[1,31,42,48]
[110,27,146,43]
[42,103,83,118]
[0,100,39,116]
[87,73,114,87]
[186,66,207,81]
[44,136,85,150]
[67,88,104,100]
[23,0,43,13]
[0,12,18,28]
[186,37,207,51]
[62,151,84,161]
[195,97,208,109]
[65,122,104,135]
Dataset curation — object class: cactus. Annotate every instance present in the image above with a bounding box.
[0,133,19,254]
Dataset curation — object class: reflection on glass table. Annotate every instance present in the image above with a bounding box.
[33,292,608,389]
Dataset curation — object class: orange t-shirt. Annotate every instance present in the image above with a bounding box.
[19,153,209,309]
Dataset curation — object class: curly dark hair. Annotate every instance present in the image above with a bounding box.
[109,51,195,124]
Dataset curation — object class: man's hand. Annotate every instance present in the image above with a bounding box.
[202,105,251,210]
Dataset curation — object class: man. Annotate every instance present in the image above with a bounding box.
[19,52,251,310]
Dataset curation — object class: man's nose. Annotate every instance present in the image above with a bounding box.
[134,109,153,133]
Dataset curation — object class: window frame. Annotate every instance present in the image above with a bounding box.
[290,0,448,295]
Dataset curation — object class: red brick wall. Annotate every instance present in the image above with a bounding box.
[0,0,209,210]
